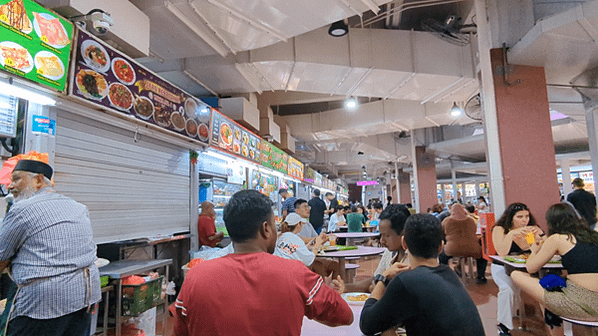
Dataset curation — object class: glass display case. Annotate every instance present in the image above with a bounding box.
[199,178,244,234]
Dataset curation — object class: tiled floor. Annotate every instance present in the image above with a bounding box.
[155,255,555,336]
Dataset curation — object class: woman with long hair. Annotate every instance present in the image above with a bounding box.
[512,203,598,323]
[492,203,544,336]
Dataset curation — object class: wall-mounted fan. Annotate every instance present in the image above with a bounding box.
[421,15,476,46]
[464,93,483,121]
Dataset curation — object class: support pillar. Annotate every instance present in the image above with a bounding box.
[489,48,560,230]
[398,169,411,204]
[414,146,437,213]
[561,159,572,199]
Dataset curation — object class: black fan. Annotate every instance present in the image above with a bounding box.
[421,15,476,46]
[464,93,483,121]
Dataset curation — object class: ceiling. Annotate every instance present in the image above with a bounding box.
[111,0,596,185]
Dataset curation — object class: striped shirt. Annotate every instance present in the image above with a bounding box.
[0,188,101,320]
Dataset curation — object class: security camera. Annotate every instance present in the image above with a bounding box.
[71,9,114,36]
[90,12,113,35]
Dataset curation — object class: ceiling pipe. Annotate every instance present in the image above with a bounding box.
[345,68,373,98]
[330,68,354,96]
[383,72,416,100]
[337,0,363,17]
[234,64,263,94]
[358,0,381,14]
[206,0,288,42]
[165,1,229,57]
[420,77,465,104]
[433,79,477,104]
[361,0,467,27]
[189,1,237,54]
[249,63,276,92]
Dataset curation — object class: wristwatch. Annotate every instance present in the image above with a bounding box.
[373,273,390,287]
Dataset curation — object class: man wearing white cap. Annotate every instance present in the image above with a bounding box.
[0,160,101,336]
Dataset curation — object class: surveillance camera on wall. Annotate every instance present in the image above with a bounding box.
[71,9,114,36]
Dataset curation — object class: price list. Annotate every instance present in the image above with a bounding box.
[0,95,18,137]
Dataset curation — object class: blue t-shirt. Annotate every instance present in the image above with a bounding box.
[281,197,297,214]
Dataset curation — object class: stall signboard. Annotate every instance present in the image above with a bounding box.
[328,179,335,190]
[314,171,323,187]
[357,180,378,186]
[287,156,304,180]
[70,29,210,144]
[210,109,261,163]
[197,153,227,176]
[0,0,74,92]
[304,167,316,183]
[260,139,288,174]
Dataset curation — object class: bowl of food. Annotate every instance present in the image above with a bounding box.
[170,112,186,131]
[81,39,110,72]
[134,96,154,120]
[198,123,209,142]
[111,57,136,85]
[184,98,197,119]
[75,69,107,100]
[186,119,198,137]
[107,83,133,112]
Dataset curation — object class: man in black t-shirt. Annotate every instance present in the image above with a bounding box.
[308,189,326,234]
[360,214,484,336]
[567,178,597,229]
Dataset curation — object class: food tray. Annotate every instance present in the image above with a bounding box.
[121,276,163,316]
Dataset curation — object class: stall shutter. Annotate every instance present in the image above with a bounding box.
[53,109,190,243]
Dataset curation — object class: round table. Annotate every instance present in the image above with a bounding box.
[301,304,364,335]
[337,226,377,233]
[333,232,380,246]
[318,246,386,281]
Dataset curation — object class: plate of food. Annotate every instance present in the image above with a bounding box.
[34,50,64,80]
[184,98,197,119]
[81,39,110,73]
[198,123,209,141]
[341,292,370,305]
[111,57,136,85]
[505,254,562,264]
[170,112,186,131]
[133,96,154,120]
[220,123,233,147]
[0,0,33,34]
[107,83,133,112]
[33,12,69,48]
[0,41,33,73]
[154,106,171,128]
[323,246,339,252]
[75,69,108,100]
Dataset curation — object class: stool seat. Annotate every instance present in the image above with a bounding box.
[345,263,360,270]
[561,317,598,327]
[344,263,360,284]
[345,256,360,261]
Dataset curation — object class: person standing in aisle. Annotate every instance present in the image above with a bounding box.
[309,189,327,234]
[173,190,353,336]
[197,201,224,247]
[324,192,337,228]
[279,188,296,218]
[0,160,101,336]
[567,178,597,230]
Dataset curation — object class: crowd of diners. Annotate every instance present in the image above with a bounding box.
[181,183,598,336]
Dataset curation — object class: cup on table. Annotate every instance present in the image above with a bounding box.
[329,235,337,246]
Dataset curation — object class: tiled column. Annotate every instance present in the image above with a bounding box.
[398,169,411,204]
[490,48,560,229]
[414,146,437,213]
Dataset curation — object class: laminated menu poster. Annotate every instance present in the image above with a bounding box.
[0,0,73,91]
[210,109,261,164]
[287,156,304,180]
[70,29,210,144]
[260,139,288,174]
[304,167,316,183]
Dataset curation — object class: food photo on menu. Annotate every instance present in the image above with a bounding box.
[71,29,211,143]
[0,0,72,91]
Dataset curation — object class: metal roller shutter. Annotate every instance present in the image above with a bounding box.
[54,109,190,243]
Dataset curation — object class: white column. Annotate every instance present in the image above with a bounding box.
[410,129,420,212]
[584,104,598,186]
[451,163,458,203]
[394,162,400,204]
[441,183,446,204]
[561,159,572,198]
[189,156,200,251]
[475,0,506,217]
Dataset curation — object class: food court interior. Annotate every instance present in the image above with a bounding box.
[1,0,598,335]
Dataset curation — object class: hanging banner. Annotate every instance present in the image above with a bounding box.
[210,109,261,163]
[70,29,210,144]
[0,0,74,92]
[287,156,304,180]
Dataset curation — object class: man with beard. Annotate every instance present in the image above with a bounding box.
[0,160,101,336]
[173,190,353,335]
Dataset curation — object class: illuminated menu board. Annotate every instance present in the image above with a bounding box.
[0,0,73,92]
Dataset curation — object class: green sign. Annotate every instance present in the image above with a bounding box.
[0,0,74,92]
[260,140,288,174]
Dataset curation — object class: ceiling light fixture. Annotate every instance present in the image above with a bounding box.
[450,102,462,117]
[328,20,348,37]
[0,79,56,106]
[346,98,358,109]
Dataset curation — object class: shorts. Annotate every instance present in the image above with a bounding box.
[544,280,598,321]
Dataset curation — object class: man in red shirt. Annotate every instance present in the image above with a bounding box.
[175,190,353,336]
[197,201,224,247]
